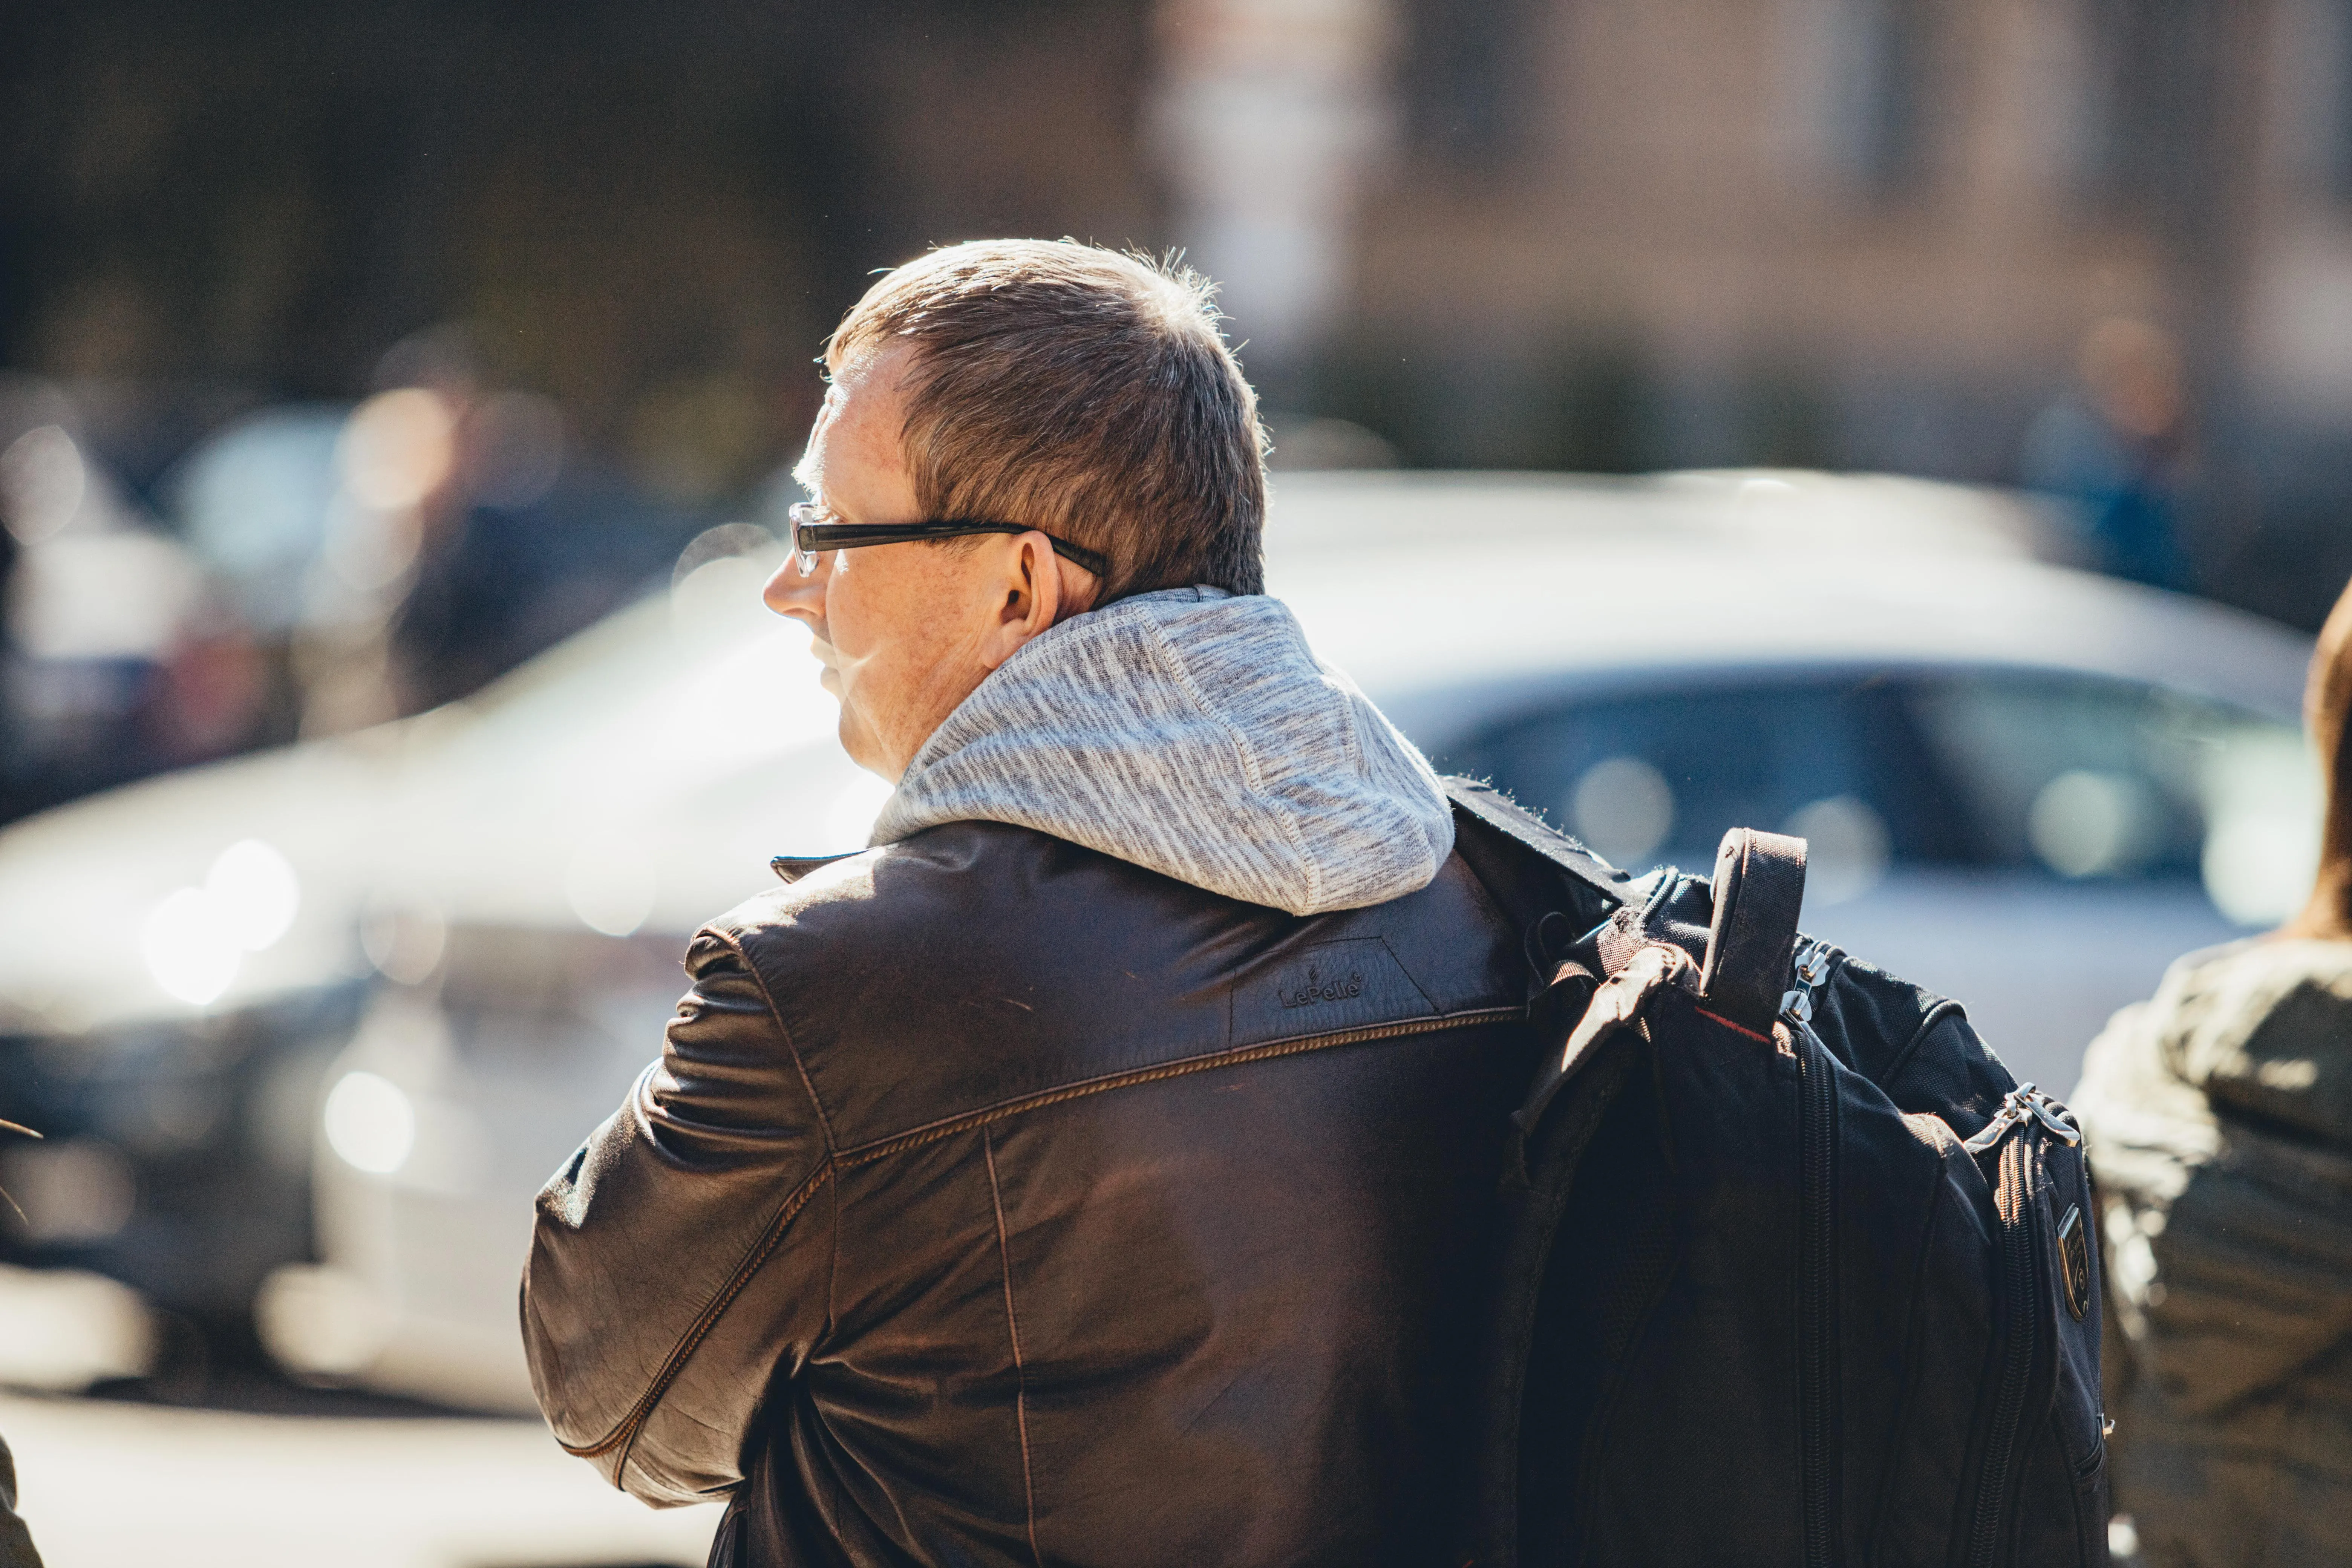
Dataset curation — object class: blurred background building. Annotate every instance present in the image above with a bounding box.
[8,2,2352,829]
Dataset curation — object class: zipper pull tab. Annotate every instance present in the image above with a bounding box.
[1779,938,1833,1025]
[2023,1087,2084,1146]
[1962,1087,2032,1155]
[1961,1083,2085,1154]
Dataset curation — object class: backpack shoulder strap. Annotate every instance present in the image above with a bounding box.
[1442,776,1630,904]
[1442,778,1633,974]
[1698,827,1807,1034]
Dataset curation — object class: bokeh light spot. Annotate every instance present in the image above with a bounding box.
[1784,794,1890,906]
[206,839,300,952]
[338,389,457,511]
[323,1071,416,1176]
[1571,755,1675,868]
[140,886,241,1006]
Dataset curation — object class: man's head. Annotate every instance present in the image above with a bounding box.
[765,240,1266,781]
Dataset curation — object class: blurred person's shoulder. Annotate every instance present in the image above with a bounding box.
[2076,939,2255,1201]
[2079,936,2352,1187]
[2158,937,2352,1144]
[2129,936,2352,1070]
[2093,936,2352,1061]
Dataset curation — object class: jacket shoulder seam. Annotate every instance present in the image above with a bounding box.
[836,1005,1524,1168]
[702,923,839,1158]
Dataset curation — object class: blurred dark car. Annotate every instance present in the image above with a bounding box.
[0,390,713,1360]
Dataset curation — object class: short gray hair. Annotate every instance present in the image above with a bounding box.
[825,240,1267,600]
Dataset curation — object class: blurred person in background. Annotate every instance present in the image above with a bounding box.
[285,329,576,736]
[522,241,1531,1565]
[2075,572,2352,1566]
[171,326,693,749]
[2022,318,2192,592]
[0,387,260,825]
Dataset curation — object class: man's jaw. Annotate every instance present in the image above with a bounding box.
[810,635,888,776]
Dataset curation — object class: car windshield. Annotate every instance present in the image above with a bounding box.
[1437,668,2316,922]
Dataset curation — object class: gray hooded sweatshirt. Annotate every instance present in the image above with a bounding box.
[870,586,1455,916]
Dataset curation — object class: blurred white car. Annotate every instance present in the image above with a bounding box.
[0,470,2315,1411]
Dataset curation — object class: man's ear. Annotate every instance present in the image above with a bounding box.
[978,532,1062,671]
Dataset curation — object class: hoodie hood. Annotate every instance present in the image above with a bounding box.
[870,587,1454,916]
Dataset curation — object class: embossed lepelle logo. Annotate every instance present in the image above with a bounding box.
[1279,966,1364,1009]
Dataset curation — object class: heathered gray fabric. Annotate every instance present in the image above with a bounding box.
[870,586,1454,916]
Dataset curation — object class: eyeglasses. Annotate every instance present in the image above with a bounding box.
[785,502,1110,579]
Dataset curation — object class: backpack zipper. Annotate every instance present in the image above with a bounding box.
[1958,1086,2081,1568]
[1783,940,1838,1568]
[1798,1021,1837,1568]
[1966,1134,2035,1568]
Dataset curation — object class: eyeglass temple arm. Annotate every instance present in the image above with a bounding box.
[801,519,1110,578]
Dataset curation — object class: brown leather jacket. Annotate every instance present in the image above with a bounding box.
[522,818,1542,1566]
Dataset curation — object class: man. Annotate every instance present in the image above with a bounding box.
[524,240,1541,1566]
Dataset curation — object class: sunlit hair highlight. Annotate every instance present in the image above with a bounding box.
[823,239,1267,602]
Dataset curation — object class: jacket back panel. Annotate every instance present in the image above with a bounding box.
[533,822,1542,1568]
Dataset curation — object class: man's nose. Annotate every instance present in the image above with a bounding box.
[764,556,829,623]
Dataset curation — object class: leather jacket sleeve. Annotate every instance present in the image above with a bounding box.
[522,927,835,1506]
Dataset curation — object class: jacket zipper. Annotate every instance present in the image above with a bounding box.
[1965,1132,2038,1568]
[1796,1019,1837,1568]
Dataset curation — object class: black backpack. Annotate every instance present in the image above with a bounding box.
[1444,779,2110,1568]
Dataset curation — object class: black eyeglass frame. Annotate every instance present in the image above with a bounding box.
[785,502,1110,579]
